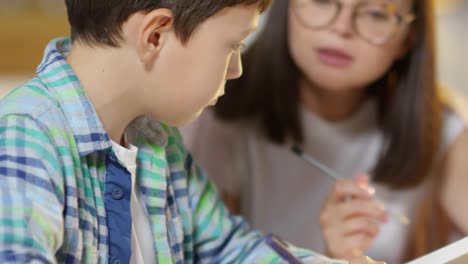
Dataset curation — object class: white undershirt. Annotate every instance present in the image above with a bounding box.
[111,140,156,264]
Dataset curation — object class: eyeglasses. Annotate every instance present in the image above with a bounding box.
[292,0,416,45]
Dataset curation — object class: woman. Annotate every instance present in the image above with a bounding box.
[182,0,468,262]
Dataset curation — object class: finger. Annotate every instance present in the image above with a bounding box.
[355,174,369,186]
[324,233,373,260]
[341,216,380,237]
[322,216,378,244]
[350,256,387,264]
[354,174,375,195]
[320,199,387,231]
[338,200,388,222]
[332,179,374,202]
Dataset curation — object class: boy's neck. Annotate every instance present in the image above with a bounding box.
[66,42,143,142]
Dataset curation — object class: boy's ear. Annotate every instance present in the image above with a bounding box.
[137,9,174,67]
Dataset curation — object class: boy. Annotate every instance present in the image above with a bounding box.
[0,0,383,263]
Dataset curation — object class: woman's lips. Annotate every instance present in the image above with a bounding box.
[316,47,354,67]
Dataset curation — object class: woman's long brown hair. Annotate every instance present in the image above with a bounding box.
[215,0,442,189]
[216,0,449,257]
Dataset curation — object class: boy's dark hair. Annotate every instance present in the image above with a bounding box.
[65,0,271,46]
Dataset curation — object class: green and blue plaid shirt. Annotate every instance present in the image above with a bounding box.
[0,38,342,264]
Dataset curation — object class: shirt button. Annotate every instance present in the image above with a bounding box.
[112,187,124,200]
[109,155,117,163]
[113,258,121,264]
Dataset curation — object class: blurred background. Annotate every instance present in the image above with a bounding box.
[0,0,467,98]
[0,0,67,97]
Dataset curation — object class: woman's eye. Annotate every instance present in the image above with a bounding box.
[312,0,334,6]
[367,10,391,21]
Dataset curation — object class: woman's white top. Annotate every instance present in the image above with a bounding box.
[181,96,467,264]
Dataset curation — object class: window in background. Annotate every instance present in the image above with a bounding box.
[0,0,467,99]
[0,0,68,95]
[435,0,468,98]
[0,0,67,74]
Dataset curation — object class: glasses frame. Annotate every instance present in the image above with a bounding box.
[292,0,416,45]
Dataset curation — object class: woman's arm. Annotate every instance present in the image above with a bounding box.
[440,129,468,234]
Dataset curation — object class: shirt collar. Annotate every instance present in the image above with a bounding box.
[36,37,112,156]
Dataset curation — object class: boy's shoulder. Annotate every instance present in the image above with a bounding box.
[0,76,60,123]
[0,76,74,153]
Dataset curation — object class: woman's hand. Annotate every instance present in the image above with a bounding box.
[320,174,388,260]
[315,256,386,264]
[348,256,386,264]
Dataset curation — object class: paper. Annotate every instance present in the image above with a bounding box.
[406,236,468,264]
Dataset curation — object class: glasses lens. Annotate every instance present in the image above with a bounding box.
[355,3,399,44]
[294,0,338,28]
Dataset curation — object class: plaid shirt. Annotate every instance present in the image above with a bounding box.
[0,38,343,264]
